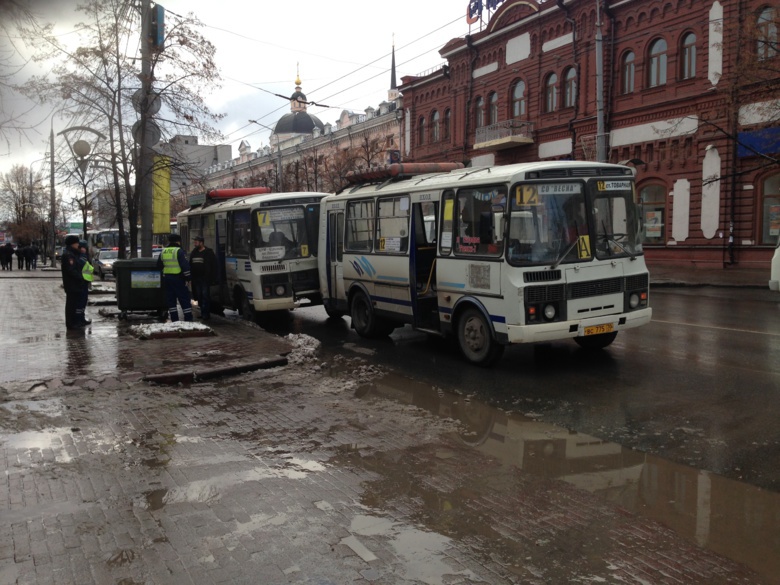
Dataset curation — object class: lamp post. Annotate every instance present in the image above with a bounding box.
[248,119,283,192]
[58,126,106,240]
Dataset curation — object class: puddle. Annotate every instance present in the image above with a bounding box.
[0,427,75,463]
[1,397,64,415]
[352,372,780,584]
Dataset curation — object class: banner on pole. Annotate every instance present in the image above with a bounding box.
[152,156,171,234]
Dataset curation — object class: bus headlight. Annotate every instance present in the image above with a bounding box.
[629,293,640,309]
[543,304,556,320]
[275,284,286,296]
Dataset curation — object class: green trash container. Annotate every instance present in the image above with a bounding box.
[113,257,167,320]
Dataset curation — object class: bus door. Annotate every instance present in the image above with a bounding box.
[325,209,345,308]
[410,199,439,329]
[214,213,229,304]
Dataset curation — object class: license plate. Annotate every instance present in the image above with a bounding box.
[584,323,615,336]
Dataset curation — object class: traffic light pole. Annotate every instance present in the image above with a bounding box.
[138,0,154,257]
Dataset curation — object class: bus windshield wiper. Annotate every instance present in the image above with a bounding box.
[600,221,636,260]
[551,238,580,269]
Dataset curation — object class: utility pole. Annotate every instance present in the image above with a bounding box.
[50,125,56,268]
[138,0,154,257]
[595,0,607,162]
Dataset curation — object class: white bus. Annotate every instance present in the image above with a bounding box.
[177,188,328,321]
[318,162,652,366]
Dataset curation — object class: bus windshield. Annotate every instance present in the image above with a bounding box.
[252,206,310,261]
[506,182,590,266]
[590,181,642,259]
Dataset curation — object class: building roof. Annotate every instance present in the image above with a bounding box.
[274,110,325,135]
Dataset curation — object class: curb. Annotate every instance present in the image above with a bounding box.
[142,356,289,385]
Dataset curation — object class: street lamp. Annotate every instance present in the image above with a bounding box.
[58,126,106,240]
[248,119,283,192]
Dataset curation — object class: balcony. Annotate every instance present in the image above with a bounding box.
[474,119,534,151]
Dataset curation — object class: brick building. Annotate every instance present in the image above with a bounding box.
[398,0,780,269]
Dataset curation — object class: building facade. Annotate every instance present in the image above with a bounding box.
[398,0,780,269]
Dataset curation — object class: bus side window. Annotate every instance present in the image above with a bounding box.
[439,191,455,256]
[345,200,374,253]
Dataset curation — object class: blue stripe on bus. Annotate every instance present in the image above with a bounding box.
[375,275,409,283]
[371,295,413,307]
[437,305,505,324]
[439,281,466,289]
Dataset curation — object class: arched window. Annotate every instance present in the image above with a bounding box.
[443,109,451,140]
[545,73,558,113]
[563,68,577,108]
[475,96,485,128]
[431,110,440,142]
[488,92,498,125]
[639,183,667,244]
[681,33,697,79]
[418,116,426,146]
[511,80,526,117]
[757,7,778,61]
[648,38,668,87]
[761,173,780,244]
[622,51,635,94]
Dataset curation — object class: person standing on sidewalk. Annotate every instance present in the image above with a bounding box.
[76,240,94,326]
[157,233,193,322]
[61,235,87,329]
[189,235,217,320]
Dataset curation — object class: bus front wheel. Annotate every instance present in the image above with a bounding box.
[574,331,617,350]
[457,307,504,366]
[351,291,393,338]
[240,292,257,324]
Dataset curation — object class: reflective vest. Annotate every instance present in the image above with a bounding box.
[82,260,94,282]
[161,246,182,275]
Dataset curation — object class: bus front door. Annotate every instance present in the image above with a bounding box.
[325,211,346,313]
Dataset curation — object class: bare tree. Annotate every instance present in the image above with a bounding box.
[18,0,224,256]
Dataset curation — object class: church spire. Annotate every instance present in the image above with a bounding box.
[390,35,397,90]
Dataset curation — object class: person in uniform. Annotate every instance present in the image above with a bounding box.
[157,233,193,322]
[76,240,94,326]
[61,235,87,329]
[189,235,217,320]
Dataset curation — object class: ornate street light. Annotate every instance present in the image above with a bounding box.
[58,126,106,240]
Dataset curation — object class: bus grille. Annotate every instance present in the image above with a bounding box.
[524,269,561,283]
[261,264,285,273]
[525,284,565,303]
[291,268,319,293]
[569,277,623,299]
[625,273,649,290]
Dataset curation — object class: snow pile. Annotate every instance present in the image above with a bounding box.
[284,333,321,365]
[129,321,212,338]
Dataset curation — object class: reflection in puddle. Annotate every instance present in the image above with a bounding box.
[0,427,75,463]
[353,372,780,585]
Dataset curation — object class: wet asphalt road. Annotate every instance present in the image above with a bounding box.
[1,273,779,585]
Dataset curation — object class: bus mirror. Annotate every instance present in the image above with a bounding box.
[493,212,504,243]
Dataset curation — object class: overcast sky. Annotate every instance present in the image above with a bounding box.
[1,0,478,178]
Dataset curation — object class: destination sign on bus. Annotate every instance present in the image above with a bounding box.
[515,183,582,205]
[597,180,632,191]
[256,207,304,226]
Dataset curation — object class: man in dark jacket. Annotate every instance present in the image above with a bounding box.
[189,235,217,320]
[61,235,88,329]
[157,233,193,322]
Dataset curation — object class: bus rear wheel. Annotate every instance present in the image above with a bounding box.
[351,291,393,338]
[574,331,617,350]
[457,307,504,366]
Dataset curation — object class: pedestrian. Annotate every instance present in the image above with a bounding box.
[61,235,88,330]
[77,240,94,326]
[189,235,217,320]
[0,242,9,270]
[15,244,24,269]
[30,243,39,269]
[23,244,34,270]
[157,233,193,322]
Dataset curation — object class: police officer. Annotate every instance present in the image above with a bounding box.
[76,240,94,326]
[157,233,193,322]
[61,235,87,329]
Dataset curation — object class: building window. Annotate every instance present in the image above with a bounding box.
[443,109,451,140]
[621,52,635,94]
[418,116,426,146]
[563,67,577,108]
[639,183,667,244]
[511,80,526,117]
[431,110,440,142]
[757,7,778,61]
[545,73,558,113]
[761,173,780,244]
[681,33,697,79]
[475,96,485,127]
[488,92,498,125]
[648,38,668,87]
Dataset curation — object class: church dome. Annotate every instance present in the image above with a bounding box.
[274,110,324,135]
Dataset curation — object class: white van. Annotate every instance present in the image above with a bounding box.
[770,236,780,292]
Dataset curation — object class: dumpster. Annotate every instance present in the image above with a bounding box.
[113,257,167,320]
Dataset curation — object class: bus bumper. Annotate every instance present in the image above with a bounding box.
[504,307,653,344]
[251,297,299,312]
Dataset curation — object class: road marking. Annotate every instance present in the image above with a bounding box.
[652,318,780,337]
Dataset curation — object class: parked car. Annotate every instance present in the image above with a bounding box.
[770,235,780,292]
[93,248,120,280]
